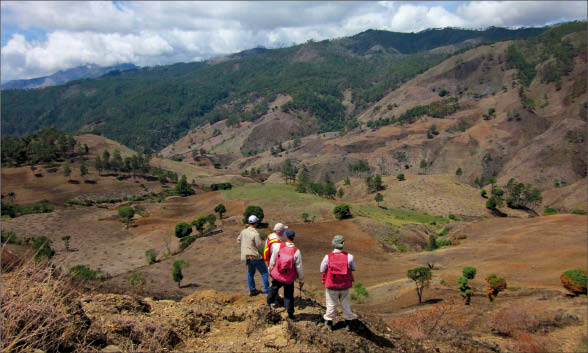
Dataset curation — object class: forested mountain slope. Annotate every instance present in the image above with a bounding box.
[1,26,548,151]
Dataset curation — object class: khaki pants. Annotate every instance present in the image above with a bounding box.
[323,288,356,321]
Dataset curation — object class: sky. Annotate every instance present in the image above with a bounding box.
[1,1,586,82]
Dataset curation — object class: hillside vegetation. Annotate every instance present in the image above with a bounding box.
[1,26,548,150]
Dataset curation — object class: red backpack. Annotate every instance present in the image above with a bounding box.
[270,243,298,284]
[324,252,353,290]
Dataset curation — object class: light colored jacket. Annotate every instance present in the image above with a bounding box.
[237,226,264,261]
[320,249,356,273]
[269,241,304,282]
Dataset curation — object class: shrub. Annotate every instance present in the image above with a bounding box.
[480,189,487,198]
[69,265,102,280]
[486,273,507,302]
[301,212,309,222]
[210,183,232,191]
[438,227,450,237]
[543,207,558,215]
[456,168,462,176]
[191,216,208,235]
[118,206,135,229]
[61,235,71,251]
[448,213,458,221]
[492,188,504,197]
[407,267,432,304]
[572,209,587,215]
[172,260,188,288]
[350,282,369,303]
[436,238,452,248]
[179,235,197,250]
[396,173,405,181]
[486,196,503,210]
[490,302,578,337]
[31,236,55,262]
[458,267,476,305]
[375,193,384,206]
[127,272,145,287]
[174,222,192,238]
[145,249,158,264]
[426,234,438,251]
[333,204,352,220]
[560,269,587,295]
[243,205,264,224]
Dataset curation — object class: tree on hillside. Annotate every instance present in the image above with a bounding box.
[281,159,298,183]
[243,205,264,224]
[344,177,351,186]
[61,235,71,252]
[337,188,344,199]
[420,159,428,173]
[486,273,507,302]
[505,178,542,209]
[62,161,71,177]
[172,259,189,288]
[111,150,123,171]
[456,167,462,176]
[174,175,195,196]
[102,150,111,170]
[80,160,88,177]
[407,266,432,304]
[375,193,384,207]
[301,212,309,222]
[458,267,476,305]
[94,156,103,175]
[175,222,192,238]
[366,174,384,193]
[396,173,405,181]
[192,217,208,235]
[206,214,216,231]
[214,204,226,219]
[118,206,135,229]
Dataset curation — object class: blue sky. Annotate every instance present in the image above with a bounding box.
[1,1,586,82]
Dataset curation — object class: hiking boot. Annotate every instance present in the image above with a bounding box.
[326,320,334,331]
[249,289,260,297]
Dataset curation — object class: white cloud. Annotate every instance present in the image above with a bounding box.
[1,1,586,82]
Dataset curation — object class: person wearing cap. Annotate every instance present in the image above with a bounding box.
[237,215,269,296]
[320,235,356,331]
[263,223,288,267]
[267,229,304,320]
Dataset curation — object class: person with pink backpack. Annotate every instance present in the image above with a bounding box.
[267,229,304,320]
[320,234,356,331]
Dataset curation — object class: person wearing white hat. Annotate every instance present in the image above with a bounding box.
[237,215,269,296]
[263,223,288,267]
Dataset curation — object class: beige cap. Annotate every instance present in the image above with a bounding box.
[273,223,288,232]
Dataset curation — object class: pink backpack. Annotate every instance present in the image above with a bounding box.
[270,243,298,284]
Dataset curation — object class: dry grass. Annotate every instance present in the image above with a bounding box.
[386,297,473,340]
[1,260,89,353]
[489,302,579,337]
[506,331,553,353]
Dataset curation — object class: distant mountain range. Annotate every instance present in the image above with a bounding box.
[2,63,139,90]
[1,24,566,150]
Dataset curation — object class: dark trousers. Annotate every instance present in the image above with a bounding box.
[267,279,294,314]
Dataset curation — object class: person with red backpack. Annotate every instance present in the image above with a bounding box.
[267,229,304,320]
[320,235,356,331]
[263,223,287,267]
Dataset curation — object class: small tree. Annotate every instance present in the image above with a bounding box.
[118,206,135,229]
[214,203,226,219]
[480,189,487,198]
[486,196,503,211]
[32,236,55,262]
[337,188,344,199]
[192,217,207,235]
[333,204,352,220]
[375,193,384,207]
[420,159,428,173]
[174,175,195,196]
[80,160,88,177]
[486,273,507,302]
[61,235,71,252]
[407,266,432,304]
[458,266,477,305]
[63,161,71,177]
[396,173,405,181]
[243,205,264,224]
[145,249,158,265]
[175,222,192,238]
[172,259,188,288]
[344,177,351,186]
[301,212,309,222]
[456,168,463,176]
[95,156,103,175]
[206,214,216,231]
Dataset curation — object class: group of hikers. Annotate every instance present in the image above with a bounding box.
[237,215,357,330]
